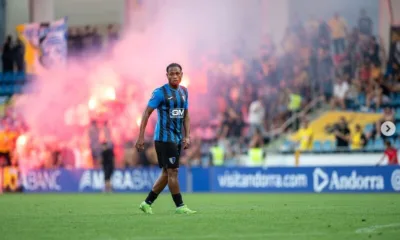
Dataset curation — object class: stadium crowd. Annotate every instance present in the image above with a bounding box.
[0,9,398,169]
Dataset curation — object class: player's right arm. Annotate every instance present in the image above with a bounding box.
[135,89,163,152]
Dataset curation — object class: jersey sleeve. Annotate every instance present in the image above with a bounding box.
[184,90,189,109]
[147,88,163,109]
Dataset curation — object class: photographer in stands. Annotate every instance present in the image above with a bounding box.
[326,117,350,150]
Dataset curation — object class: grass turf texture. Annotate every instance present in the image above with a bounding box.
[0,194,399,240]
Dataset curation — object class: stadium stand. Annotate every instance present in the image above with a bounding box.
[0,4,396,168]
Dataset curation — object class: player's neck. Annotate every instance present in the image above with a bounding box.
[168,83,179,90]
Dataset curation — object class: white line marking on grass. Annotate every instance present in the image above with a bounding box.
[355,223,400,234]
[121,232,327,240]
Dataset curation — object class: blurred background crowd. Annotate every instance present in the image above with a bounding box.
[1,0,399,170]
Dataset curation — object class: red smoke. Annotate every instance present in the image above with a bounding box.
[13,0,266,145]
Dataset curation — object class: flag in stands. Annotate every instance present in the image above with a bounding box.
[16,17,68,74]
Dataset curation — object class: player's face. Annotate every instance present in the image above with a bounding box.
[167,67,182,88]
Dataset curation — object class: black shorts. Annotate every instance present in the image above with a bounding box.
[101,148,114,181]
[154,141,181,169]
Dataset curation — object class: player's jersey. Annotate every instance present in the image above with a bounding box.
[384,147,398,165]
[148,84,188,144]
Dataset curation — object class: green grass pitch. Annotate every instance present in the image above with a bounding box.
[0,193,399,240]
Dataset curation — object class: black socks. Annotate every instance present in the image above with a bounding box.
[172,193,184,207]
[145,191,184,207]
[145,191,159,205]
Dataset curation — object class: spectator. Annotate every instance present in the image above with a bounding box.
[88,120,101,168]
[368,36,381,66]
[334,117,350,150]
[83,25,93,51]
[248,127,264,149]
[331,77,349,109]
[92,27,103,51]
[365,78,390,111]
[358,58,371,83]
[373,107,395,139]
[13,38,25,72]
[285,88,302,130]
[247,93,265,138]
[1,35,14,72]
[358,9,373,37]
[350,124,367,150]
[346,78,362,106]
[67,27,76,57]
[0,122,17,166]
[317,47,334,99]
[107,24,119,48]
[318,19,331,47]
[295,119,313,151]
[74,28,84,54]
[329,13,348,55]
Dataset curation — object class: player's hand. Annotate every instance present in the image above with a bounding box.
[135,137,145,152]
[183,137,191,149]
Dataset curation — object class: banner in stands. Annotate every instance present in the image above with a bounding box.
[389,26,400,73]
[20,167,187,193]
[16,17,68,74]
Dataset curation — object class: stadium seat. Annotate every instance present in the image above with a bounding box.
[374,138,385,151]
[364,124,374,133]
[312,141,322,152]
[6,85,13,94]
[366,139,375,151]
[395,139,400,149]
[394,94,400,105]
[396,108,400,120]
[15,72,26,80]
[281,140,293,152]
[14,85,22,93]
[322,140,334,151]
[3,72,13,82]
[396,123,400,134]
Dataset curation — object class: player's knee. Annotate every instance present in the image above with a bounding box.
[161,168,168,178]
[167,168,179,178]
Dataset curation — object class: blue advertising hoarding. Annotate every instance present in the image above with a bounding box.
[209,166,400,193]
[8,166,400,193]
[20,167,187,193]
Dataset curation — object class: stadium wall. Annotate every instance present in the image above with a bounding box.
[2,165,400,194]
[265,153,383,167]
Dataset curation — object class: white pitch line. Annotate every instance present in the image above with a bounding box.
[96,232,328,240]
[355,223,400,234]
[123,232,327,240]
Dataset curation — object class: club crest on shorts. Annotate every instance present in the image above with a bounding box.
[169,157,176,164]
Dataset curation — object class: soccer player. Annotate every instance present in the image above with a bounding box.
[377,140,398,165]
[136,63,196,214]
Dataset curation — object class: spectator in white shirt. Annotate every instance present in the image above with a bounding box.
[248,94,265,138]
[331,77,349,109]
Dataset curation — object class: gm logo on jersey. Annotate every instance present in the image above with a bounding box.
[170,108,184,118]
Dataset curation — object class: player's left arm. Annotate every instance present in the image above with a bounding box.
[183,91,190,149]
